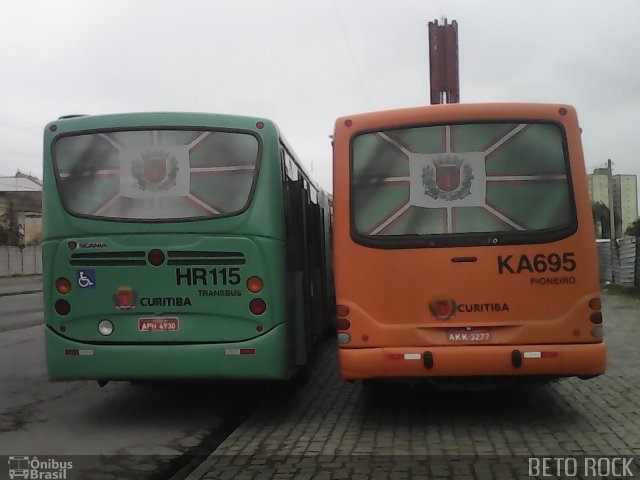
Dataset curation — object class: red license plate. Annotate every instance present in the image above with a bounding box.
[138,317,179,332]
[447,329,490,343]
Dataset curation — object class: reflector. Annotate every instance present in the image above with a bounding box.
[148,249,165,266]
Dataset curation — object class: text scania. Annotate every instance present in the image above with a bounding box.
[498,252,576,274]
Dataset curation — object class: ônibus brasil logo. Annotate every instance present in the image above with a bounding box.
[8,456,73,479]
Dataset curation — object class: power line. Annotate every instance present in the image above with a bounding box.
[0,113,42,132]
[331,0,371,108]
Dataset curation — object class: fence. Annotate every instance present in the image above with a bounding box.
[0,246,42,277]
[596,237,640,287]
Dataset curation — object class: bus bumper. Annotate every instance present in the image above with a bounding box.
[339,342,606,379]
[45,323,291,381]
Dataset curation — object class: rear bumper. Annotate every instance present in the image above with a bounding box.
[45,323,290,381]
[339,342,606,379]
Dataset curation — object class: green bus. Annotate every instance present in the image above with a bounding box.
[43,112,334,383]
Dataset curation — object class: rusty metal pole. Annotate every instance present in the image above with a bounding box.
[428,19,460,104]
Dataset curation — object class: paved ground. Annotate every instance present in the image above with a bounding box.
[186,292,640,480]
[0,274,42,296]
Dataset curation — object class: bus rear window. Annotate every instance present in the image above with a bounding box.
[351,122,575,245]
[53,129,259,221]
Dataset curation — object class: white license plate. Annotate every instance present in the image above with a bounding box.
[138,317,179,332]
[447,329,490,342]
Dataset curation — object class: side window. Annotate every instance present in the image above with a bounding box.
[280,146,305,269]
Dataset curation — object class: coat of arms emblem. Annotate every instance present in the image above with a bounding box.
[113,286,138,310]
[429,296,457,320]
[422,156,474,200]
[131,149,178,191]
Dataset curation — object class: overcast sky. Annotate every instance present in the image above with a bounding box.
[1,0,639,193]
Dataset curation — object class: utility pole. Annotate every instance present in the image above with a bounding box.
[428,19,460,105]
[608,158,617,283]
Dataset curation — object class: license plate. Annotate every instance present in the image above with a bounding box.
[447,329,490,342]
[138,317,179,332]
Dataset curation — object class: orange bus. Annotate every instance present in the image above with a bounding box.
[332,103,606,385]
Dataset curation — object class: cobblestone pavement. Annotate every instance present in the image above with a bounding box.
[186,293,640,479]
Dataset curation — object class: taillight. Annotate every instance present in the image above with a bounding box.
[56,278,71,294]
[55,300,71,316]
[588,297,602,325]
[336,305,351,332]
[589,298,601,310]
[337,318,351,331]
[249,298,266,315]
[336,304,350,317]
[148,249,165,266]
[337,333,351,344]
[246,276,263,293]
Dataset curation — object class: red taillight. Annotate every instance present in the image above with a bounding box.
[56,278,71,294]
[55,300,71,316]
[247,276,263,293]
[249,299,266,315]
[256,121,264,129]
[148,249,165,266]
[336,304,350,317]
[337,318,351,331]
[589,297,601,310]
[240,348,256,355]
[590,312,603,324]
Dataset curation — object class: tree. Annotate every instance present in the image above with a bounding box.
[625,218,640,237]
[0,199,21,246]
[591,202,622,239]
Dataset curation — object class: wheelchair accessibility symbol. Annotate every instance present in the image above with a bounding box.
[77,269,97,289]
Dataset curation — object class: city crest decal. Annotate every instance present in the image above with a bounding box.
[422,155,474,201]
[408,151,486,209]
[429,296,457,320]
[131,149,179,192]
[113,286,138,310]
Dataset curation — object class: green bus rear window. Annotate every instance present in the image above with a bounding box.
[351,122,574,240]
[53,129,259,221]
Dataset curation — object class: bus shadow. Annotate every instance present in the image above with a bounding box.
[359,378,584,428]
[81,379,278,429]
